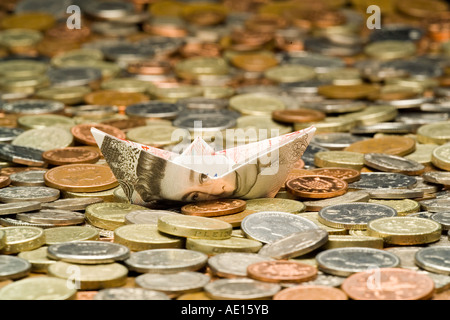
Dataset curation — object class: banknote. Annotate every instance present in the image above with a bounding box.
[91,126,316,205]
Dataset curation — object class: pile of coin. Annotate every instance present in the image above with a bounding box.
[1,0,450,301]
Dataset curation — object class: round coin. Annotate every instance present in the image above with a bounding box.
[12,127,73,152]
[47,241,130,264]
[302,190,370,212]
[42,147,101,166]
[71,123,126,146]
[204,278,281,300]
[0,226,45,254]
[181,199,246,217]
[0,255,31,281]
[423,172,450,185]
[364,153,425,175]
[0,276,77,300]
[16,209,84,226]
[247,260,317,283]
[318,203,397,230]
[316,247,400,277]
[0,201,41,216]
[273,285,348,300]
[0,144,45,167]
[310,167,361,183]
[207,253,273,278]
[85,202,148,230]
[44,226,99,245]
[314,151,365,170]
[241,211,319,244]
[272,109,326,124]
[344,136,416,156]
[348,172,417,190]
[41,198,104,211]
[94,288,170,300]
[17,246,56,273]
[124,210,178,225]
[186,237,262,255]
[0,186,59,203]
[9,170,46,186]
[341,268,435,300]
[431,212,450,230]
[415,247,450,275]
[114,224,183,251]
[416,121,450,145]
[245,198,305,214]
[44,164,118,192]
[286,175,348,199]
[432,144,450,171]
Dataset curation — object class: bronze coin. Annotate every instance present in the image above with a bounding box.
[247,260,318,283]
[311,167,361,183]
[0,175,11,188]
[181,199,247,217]
[43,147,101,166]
[71,123,126,146]
[273,285,348,300]
[344,136,416,156]
[100,118,147,131]
[285,175,348,199]
[318,84,380,100]
[44,164,119,192]
[341,268,435,300]
[272,109,326,123]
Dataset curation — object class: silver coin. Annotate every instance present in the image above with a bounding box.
[12,127,74,152]
[177,97,228,111]
[47,67,102,88]
[126,101,183,119]
[258,229,328,260]
[84,0,135,19]
[415,247,450,275]
[306,100,366,115]
[47,241,130,264]
[91,21,139,37]
[409,212,434,219]
[302,190,370,211]
[0,217,55,228]
[0,255,31,281]
[311,132,367,150]
[0,186,59,203]
[41,198,104,211]
[101,43,154,63]
[369,25,424,42]
[0,127,25,143]
[284,52,345,73]
[9,170,46,186]
[316,247,401,277]
[94,288,170,300]
[301,144,329,168]
[207,253,272,278]
[351,122,414,134]
[431,212,450,230]
[173,113,236,132]
[241,211,319,244]
[17,246,56,273]
[0,144,45,167]
[384,246,422,270]
[419,271,450,293]
[281,271,345,288]
[124,248,208,274]
[135,271,210,297]
[423,172,450,185]
[15,0,72,19]
[0,100,65,115]
[0,201,41,216]
[318,203,397,230]
[124,210,178,225]
[348,172,417,190]
[204,278,281,300]
[363,153,425,174]
[420,199,450,213]
[366,188,424,200]
[412,177,440,193]
[16,209,85,226]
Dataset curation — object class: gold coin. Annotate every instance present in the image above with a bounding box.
[231,52,279,72]
[158,215,233,240]
[294,117,356,133]
[405,144,438,165]
[323,235,384,249]
[367,217,442,245]
[48,261,128,291]
[44,226,99,245]
[36,86,92,105]
[0,60,47,77]
[340,105,398,126]
[1,13,55,31]
[364,40,416,60]
[62,186,121,203]
[0,276,77,300]
[100,78,152,94]
[113,224,184,251]
[368,199,420,216]
[17,114,75,130]
[0,29,43,48]
[229,93,285,116]
[185,237,262,255]
[175,57,229,80]
[12,127,73,151]
[126,125,180,147]
[85,202,149,231]
[417,121,450,145]
[264,64,316,83]
[298,212,347,235]
[314,151,365,170]
[0,226,45,254]
[245,198,306,214]
[431,144,450,171]
[148,85,203,102]
[18,246,56,273]
[318,84,379,100]
[344,136,416,156]
[51,48,104,68]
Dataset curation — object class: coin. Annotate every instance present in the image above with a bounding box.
[314,151,365,170]
[247,260,317,283]
[44,226,99,245]
[135,271,210,298]
[17,246,56,273]
[0,276,76,300]
[323,235,384,250]
[0,226,45,254]
[241,211,319,244]
[229,93,285,116]
[71,123,126,146]
[258,229,329,260]
[344,136,416,156]
[318,84,379,99]
[85,202,148,230]
[310,167,360,183]
[420,198,450,213]
[41,198,104,211]
[0,127,24,143]
[43,147,101,166]
[114,224,183,251]
[244,198,306,214]
[181,199,246,217]
[431,212,450,230]
[416,121,450,145]
[0,201,41,216]
[94,288,170,300]
[341,268,435,300]
[415,247,450,275]
[157,215,233,240]
[298,212,347,235]
[273,285,348,300]
[316,247,400,277]
[0,144,45,167]
[9,170,46,187]
[286,175,348,199]
[12,127,73,152]
[0,256,31,281]
[0,186,60,203]
[124,210,179,225]
[47,241,130,264]
[48,261,128,291]
[432,144,450,171]
[367,217,442,245]
[203,278,281,300]
[369,199,420,216]
[0,176,10,189]
[366,188,425,200]
[16,209,84,226]
[44,164,118,193]
[302,190,370,212]
[207,253,273,278]
[423,172,450,185]
[348,172,417,190]
[272,109,325,124]
[210,209,257,228]
[186,237,262,255]
[364,153,425,176]
[318,203,397,230]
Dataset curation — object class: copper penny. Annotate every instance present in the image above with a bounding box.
[273,285,348,300]
[318,84,380,100]
[344,136,416,156]
[231,53,278,72]
[181,199,246,217]
[44,164,119,192]
[285,175,348,199]
[311,167,361,183]
[247,260,317,283]
[341,268,435,300]
[84,90,149,110]
[272,109,326,124]
[0,175,11,188]
[42,147,101,166]
[71,123,126,146]
[284,169,315,186]
[101,118,147,131]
